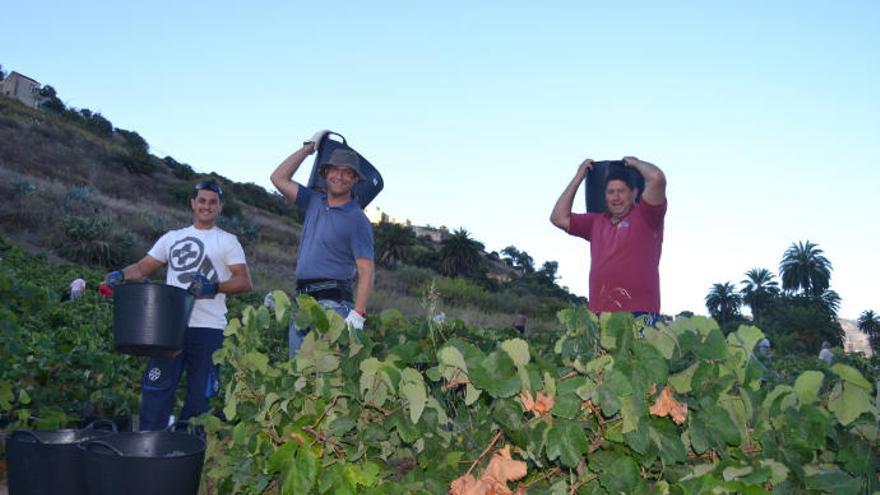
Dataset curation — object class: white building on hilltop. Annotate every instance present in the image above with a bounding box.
[0,71,43,108]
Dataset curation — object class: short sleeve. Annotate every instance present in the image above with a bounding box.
[637,199,667,230]
[351,215,374,260]
[147,231,173,263]
[568,213,596,240]
[295,185,314,210]
[225,235,247,265]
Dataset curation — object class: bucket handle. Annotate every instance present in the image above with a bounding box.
[82,418,119,433]
[9,430,43,444]
[166,419,196,435]
[325,131,347,146]
[82,439,125,456]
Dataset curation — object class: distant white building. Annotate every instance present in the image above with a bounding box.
[0,71,43,108]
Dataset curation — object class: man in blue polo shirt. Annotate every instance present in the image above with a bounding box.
[270,130,375,358]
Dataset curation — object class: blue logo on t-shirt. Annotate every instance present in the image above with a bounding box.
[617,220,630,229]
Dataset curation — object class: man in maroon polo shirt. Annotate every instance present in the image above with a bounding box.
[550,156,667,317]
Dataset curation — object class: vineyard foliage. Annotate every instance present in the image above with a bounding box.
[0,236,141,429]
[198,293,879,494]
[1,231,878,493]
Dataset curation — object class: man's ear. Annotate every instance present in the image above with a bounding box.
[633,187,640,201]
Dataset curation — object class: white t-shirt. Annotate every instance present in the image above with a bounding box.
[148,226,246,329]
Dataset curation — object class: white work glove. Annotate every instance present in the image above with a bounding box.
[303,129,331,151]
[345,310,365,331]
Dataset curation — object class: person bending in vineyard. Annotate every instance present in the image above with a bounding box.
[103,180,252,430]
[550,156,667,322]
[270,130,374,359]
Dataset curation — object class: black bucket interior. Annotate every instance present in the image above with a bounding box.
[112,283,194,356]
[585,160,645,213]
[80,431,206,495]
[5,426,114,495]
[307,131,384,209]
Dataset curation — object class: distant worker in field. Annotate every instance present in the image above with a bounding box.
[818,341,834,365]
[270,130,374,359]
[512,311,527,334]
[103,180,252,430]
[550,156,667,320]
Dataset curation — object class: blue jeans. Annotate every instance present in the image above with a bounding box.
[139,327,224,431]
[288,299,354,359]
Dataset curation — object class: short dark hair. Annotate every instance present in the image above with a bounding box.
[192,180,223,201]
[605,170,634,190]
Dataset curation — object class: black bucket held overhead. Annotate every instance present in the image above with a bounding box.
[113,283,194,356]
[79,430,206,495]
[584,160,646,213]
[307,131,384,209]
[5,420,116,495]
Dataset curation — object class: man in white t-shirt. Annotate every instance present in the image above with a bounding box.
[103,180,252,430]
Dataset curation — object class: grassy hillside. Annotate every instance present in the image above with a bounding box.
[0,95,579,330]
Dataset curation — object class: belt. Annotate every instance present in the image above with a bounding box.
[296,279,353,302]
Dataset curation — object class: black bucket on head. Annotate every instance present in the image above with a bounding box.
[79,430,206,495]
[5,420,117,495]
[112,283,194,356]
[307,131,384,209]
[585,160,645,213]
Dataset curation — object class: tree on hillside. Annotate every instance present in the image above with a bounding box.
[375,222,417,268]
[0,64,6,80]
[538,261,558,283]
[440,228,485,278]
[779,240,832,296]
[857,309,880,355]
[740,267,780,320]
[705,282,742,325]
[501,246,535,273]
[38,85,65,113]
[761,295,844,353]
[818,289,841,318]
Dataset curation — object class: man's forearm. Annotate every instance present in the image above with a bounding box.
[270,145,313,188]
[550,171,585,229]
[353,261,374,315]
[219,265,253,295]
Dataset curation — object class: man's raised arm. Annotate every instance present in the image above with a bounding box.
[623,156,666,206]
[270,130,330,204]
[550,158,593,231]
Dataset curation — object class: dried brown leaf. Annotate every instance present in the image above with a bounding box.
[649,386,688,424]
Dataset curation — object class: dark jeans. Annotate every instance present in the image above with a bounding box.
[139,327,224,431]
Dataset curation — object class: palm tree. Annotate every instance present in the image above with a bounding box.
[439,228,485,278]
[705,282,742,324]
[779,240,832,296]
[740,268,780,320]
[818,289,841,318]
[858,310,880,355]
[374,222,417,268]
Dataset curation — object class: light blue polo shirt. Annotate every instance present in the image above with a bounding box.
[294,186,374,280]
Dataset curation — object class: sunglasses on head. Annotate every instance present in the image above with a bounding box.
[192,181,223,199]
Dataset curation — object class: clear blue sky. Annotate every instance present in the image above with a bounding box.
[5,1,879,319]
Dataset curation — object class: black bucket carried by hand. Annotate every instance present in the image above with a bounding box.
[112,283,194,356]
[5,420,117,495]
[307,131,384,209]
[585,160,645,213]
[79,429,206,495]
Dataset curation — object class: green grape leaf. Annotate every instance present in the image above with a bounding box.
[400,367,427,424]
[546,419,589,468]
[470,349,521,398]
[793,370,824,405]
[501,338,530,367]
[828,382,874,425]
[831,363,873,390]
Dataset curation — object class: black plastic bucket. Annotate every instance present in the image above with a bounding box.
[79,430,206,495]
[5,420,116,495]
[585,160,645,213]
[112,283,194,356]
[307,131,384,209]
